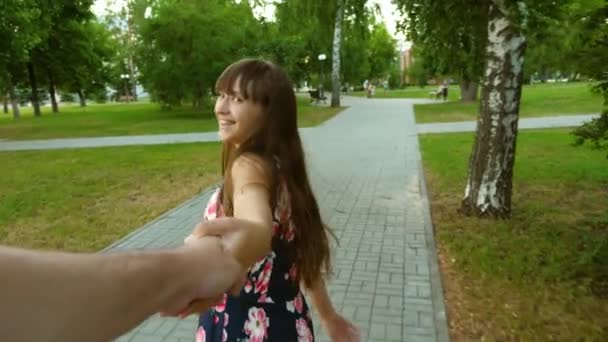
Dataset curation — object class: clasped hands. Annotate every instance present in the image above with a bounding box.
[161,218,250,318]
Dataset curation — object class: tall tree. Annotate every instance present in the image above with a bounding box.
[0,0,42,119]
[395,0,489,102]
[59,20,117,107]
[571,1,607,157]
[340,4,372,88]
[26,0,94,115]
[136,0,261,108]
[275,0,337,89]
[366,23,397,81]
[331,0,344,107]
[397,0,565,217]
[460,1,528,217]
[461,0,564,217]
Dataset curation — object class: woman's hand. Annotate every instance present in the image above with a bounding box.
[321,312,361,342]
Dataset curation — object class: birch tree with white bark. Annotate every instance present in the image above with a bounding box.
[330,0,344,107]
[460,0,528,217]
[396,0,566,218]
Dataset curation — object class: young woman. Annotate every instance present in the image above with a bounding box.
[185,59,359,341]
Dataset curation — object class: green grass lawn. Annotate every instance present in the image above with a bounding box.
[415,82,603,123]
[419,128,607,339]
[0,97,344,140]
[296,96,346,127]
[0,143,222,252]
[0,96,344,252]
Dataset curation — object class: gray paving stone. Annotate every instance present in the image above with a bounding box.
[127,334,165,342]
[387,324,403,341]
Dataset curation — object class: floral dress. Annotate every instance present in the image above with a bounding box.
[196,180,315,342]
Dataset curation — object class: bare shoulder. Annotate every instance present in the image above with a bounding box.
[231,153,272,189]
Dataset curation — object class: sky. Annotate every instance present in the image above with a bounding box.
[92,0,406,43]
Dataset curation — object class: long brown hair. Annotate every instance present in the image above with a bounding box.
[215,58,334,287]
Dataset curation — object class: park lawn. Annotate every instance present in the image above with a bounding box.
[0,97,345,140]
[0,98,344,252]
[419,128,608,340]
[296,96,346,127]
[0,142,221,252]
[415,82,603,123]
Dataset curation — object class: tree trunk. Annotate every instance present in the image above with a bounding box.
[3,94,7,114]
[77,89,87,107]
[48,70,59,113]
[459,80,478,102]
[27,62,41,117]
[7,78,20,119]
[330,0,344,107]
[130,60,138,101]
[461,0,527,218]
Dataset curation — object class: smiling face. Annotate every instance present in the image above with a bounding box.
[214,77,265,146]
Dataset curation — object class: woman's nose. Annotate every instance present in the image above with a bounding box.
[215,97,229,115]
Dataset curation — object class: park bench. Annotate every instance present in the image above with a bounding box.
[429,89,441,99]
[308,89,327,104]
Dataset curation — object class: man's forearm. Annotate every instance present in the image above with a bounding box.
[0,245,190,341]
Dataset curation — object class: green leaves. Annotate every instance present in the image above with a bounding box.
[393,0,489,85]
[135,0,261,108]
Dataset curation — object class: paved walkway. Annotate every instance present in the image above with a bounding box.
[0,132,222,152]
[416,113,599,134]
[0,111,598,152]
[109,96,449,342]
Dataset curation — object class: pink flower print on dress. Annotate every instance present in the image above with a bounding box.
[224,313,229,327]
[258,293,274,304]
[250,252,272,274]
[204,189,221,220]
[214,294,227,313]
[254,258,273,298]
[195,326,206,342]
[296,318,313,342]
[286,293,304,314]
[244,307,270,342]
[206,202,217,218]
[222,329,228,342]
[244,279,253,293]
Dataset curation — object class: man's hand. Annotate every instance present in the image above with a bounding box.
[185,218,251,295]
[159,235,244,317]
[185,218,251,264]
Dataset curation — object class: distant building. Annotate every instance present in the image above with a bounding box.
[399,41,414,85]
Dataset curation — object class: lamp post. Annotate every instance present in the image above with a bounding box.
[120,74,130,103]
[318,53,326,99]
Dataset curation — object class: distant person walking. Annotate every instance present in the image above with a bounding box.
[440,81,449,101]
